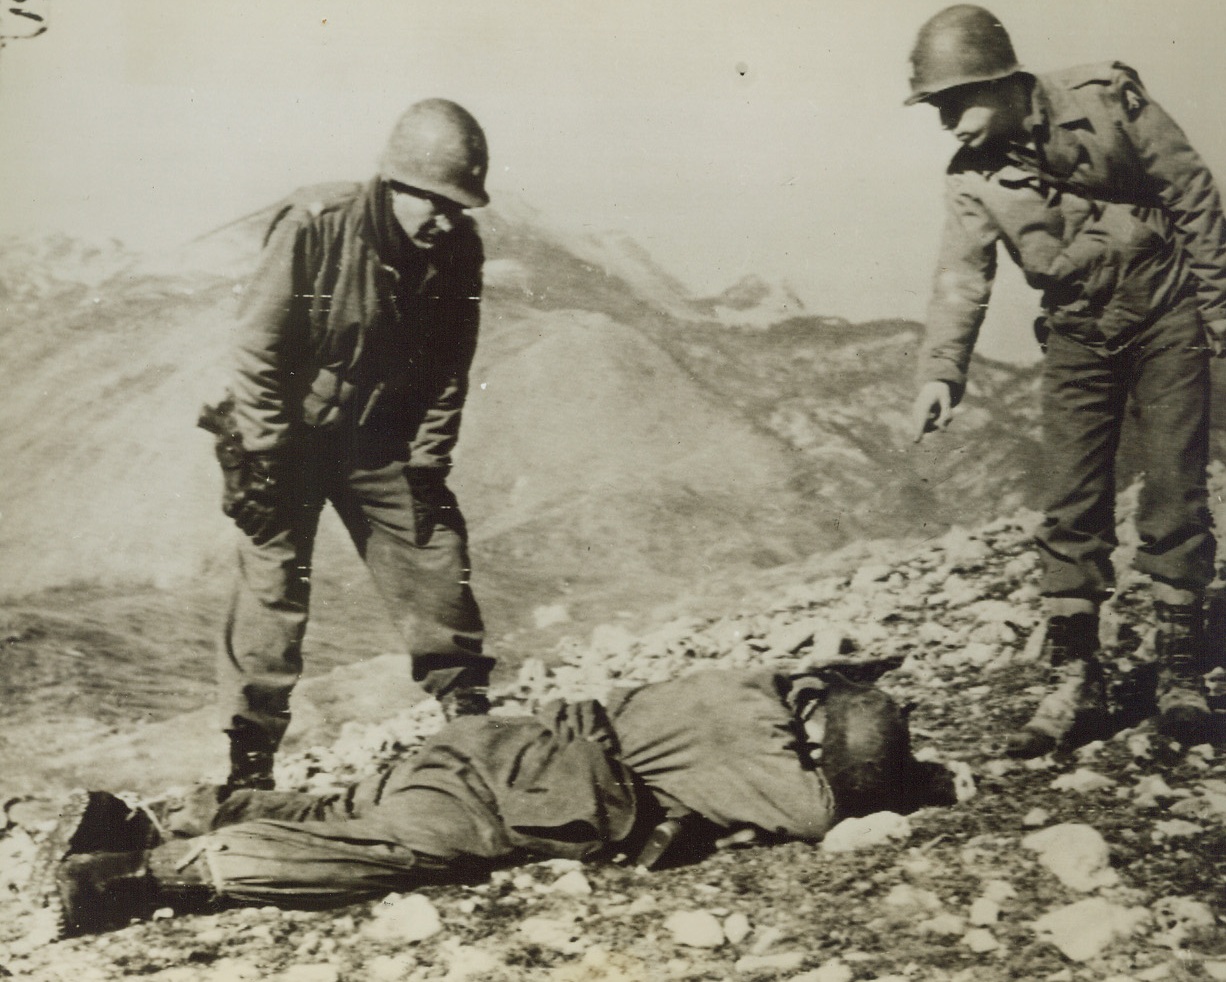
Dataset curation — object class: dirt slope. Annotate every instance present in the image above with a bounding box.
[1,486,1223,981]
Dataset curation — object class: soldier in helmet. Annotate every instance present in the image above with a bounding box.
[905,6,1226,755]
[201,99,496,794]
[28,667,967,937]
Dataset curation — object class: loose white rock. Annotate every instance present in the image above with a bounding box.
[750,925,784,955]
[625,893,658,915]
[1132,774,1175,802]
[1050,768,1117,793]
[550,869,593,895]
[1022,807,1050,827]
[664,910,725,948]
[1022,823,1119,891]
[1032,898,1150,962]
[735,952,806,973]
[362,893,443,943]
[918,913,967,936]
[884,884,943,912]
[822,812,912,853]
[963,928,1000,953]
[519,915,586,955]
[724,912,752,945]
[440,942,503,981]
[1170,792,1226,820]
[1153,819,1204,839]
[982,880,1017,905]
[969,897,1001,925]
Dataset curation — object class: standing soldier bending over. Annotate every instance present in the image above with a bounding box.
[906,6,1226,755]
[201,99,495,794]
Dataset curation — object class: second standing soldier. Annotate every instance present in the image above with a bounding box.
[906,6,1226,755]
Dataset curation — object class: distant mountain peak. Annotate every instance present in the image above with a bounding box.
[689,273,808,328]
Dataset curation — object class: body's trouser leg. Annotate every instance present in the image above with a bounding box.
[1037,302,1215,600]
[330,460,493,699]
[198,776,509,907]
[217,482,325,749]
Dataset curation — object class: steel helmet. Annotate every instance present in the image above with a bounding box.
[905,5,1022,106]
[379,99,489,208]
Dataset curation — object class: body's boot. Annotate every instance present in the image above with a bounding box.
[1006,610,1110,758]
[30,792,220,937]
[225,720,277,794]
[1153,595,1214,746]
[49,849,160,937]
[44,843,219,937]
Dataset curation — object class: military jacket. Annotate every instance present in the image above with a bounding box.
[229,178,482,469]
[920,62,1226,390]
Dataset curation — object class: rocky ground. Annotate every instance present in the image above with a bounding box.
[1,490,1225,982]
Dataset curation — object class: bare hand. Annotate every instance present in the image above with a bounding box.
[910,381,954,443]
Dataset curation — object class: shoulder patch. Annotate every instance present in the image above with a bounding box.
[1056,60,1118,90]
[1120,80,1148,121]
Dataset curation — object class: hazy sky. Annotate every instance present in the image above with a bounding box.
[4,1,1226,361]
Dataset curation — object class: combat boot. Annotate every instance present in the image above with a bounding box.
[225,721,277,794]
[1005,611,1110,759]
[1153,598,1214,746]
[29,793,219,937]
[37,843,219,938]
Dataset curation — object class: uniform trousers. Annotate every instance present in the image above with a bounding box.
[218,431,491,747]
[1037,298,1215,599]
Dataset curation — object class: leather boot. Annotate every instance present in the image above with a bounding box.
[1153,598,1213,745]
[48,849,159,937]
[29,791,219,937]
[1005,611,1110,758]
[24,789,160,922]
[45,843,218,938]
[225,720,277,794]
[48,789,161,854]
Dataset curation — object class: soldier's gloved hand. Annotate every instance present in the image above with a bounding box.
[1204,318,1226,358]
[224,455,284,545]
[910,381,954,443]
[407,467,460,546]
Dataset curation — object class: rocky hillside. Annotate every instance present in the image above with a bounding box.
[0,477,1223,981]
